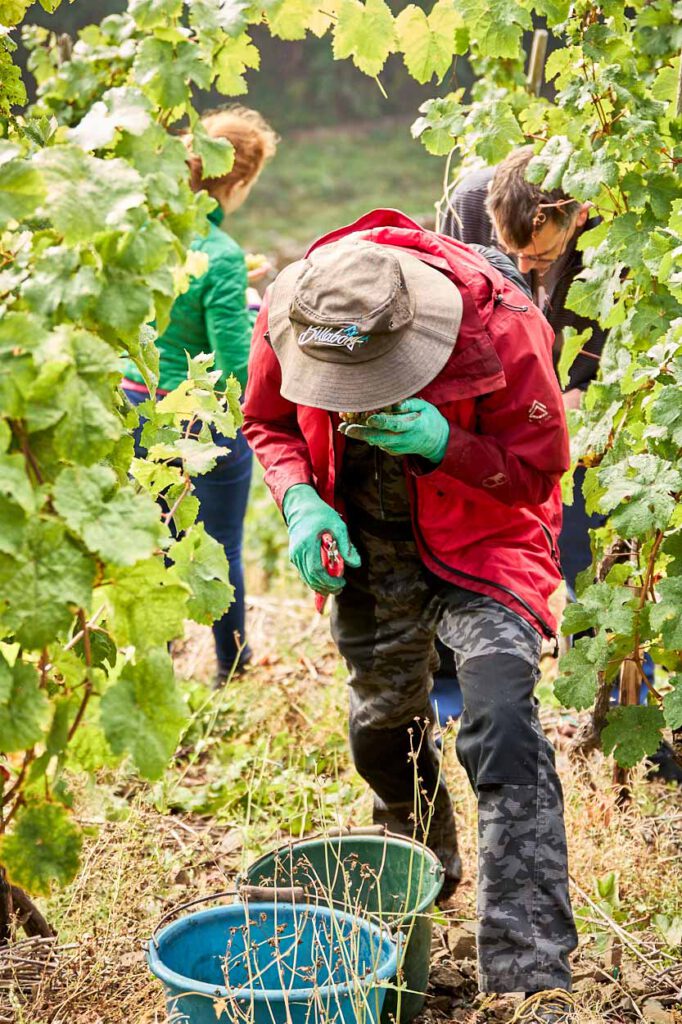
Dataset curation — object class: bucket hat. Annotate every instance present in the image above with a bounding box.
[267,238,463,412]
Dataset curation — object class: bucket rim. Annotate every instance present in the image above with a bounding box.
[240,833,444,920]
[147,901,399,1002]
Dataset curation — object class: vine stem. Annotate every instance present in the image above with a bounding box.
[569,876,661,976]
[10,421,44,486]
[1,751,35,825]
[63,605,106,652]
[67,610,93,743]
[163,476,192,526]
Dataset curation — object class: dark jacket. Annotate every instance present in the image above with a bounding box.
[443,166,606,391]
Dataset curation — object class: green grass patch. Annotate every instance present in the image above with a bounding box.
[228,117,445,261]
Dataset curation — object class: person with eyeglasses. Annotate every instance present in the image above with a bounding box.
[441,147,602,418]
[433,147,681,785]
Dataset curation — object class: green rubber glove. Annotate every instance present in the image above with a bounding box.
[338,398,450,463]
[282,484,361,594]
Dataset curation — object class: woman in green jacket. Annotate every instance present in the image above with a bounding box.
[123,107,277,681]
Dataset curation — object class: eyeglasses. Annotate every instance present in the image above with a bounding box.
[499,218,575,269]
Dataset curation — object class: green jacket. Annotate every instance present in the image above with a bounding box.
[123,206,256,393]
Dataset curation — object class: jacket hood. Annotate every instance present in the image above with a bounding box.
[306,208,506,328]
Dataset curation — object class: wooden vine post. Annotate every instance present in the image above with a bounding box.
[526,29,549,97]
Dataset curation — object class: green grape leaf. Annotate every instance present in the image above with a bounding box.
[67,88,152,150]
[395,1,460,85]
[53,465,164,566]
[133,38,210,108]
[411,95,465,156]
[22,250,101,321]
[189,0,251,38]
[567,263,626,328]
[101,557,189,648]
[35,147,145,245]
[129,0,182,28]
[266,0,317,40]
[599,455,682,538]
[663,675,682,730]
[0,520,94,648]
[561,583,635,639]
[466,100,524,164]
[0,653,49,751]
[73,629,117,672]
[457,0,531,58]
[650,577,682,649]
[100,648,187,779]
[214,33,260,95]
[652,56,680,106]
[333,0,395,78]
[164,484,200,532]
[45,696,74,758]
[602,705,665,768]
[562,148,619,202]
[0,2,32,28]
[0,453,35,517]
[169,523,234,624]
[527,136,574,192]
[649,385,682,447]
[26,326,123,464]
[191,120,235,179]
[555,633,610,710]
[662,533,682,577]
[557,327,593,389]
[149,438,227,475]
[0,42,27,116]
[0,151,46,227]
[0,801,82,895]
[131,457,184,499]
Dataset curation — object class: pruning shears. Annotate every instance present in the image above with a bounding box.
[314,531,345,613]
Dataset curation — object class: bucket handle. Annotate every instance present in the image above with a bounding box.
[150,885,308,948]
[324,825,386,837]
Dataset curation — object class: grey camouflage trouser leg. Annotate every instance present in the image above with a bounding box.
[440,591,577,992]
[332,527,577,993]
[331,528,459,877]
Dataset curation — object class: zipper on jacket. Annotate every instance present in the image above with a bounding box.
[375,448,387,519]
[410,486,557,640]
[494,291,529,312]
[540,522,562,572]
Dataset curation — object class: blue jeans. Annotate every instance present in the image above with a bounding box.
[124,387,253,676]
[560,465,604,599]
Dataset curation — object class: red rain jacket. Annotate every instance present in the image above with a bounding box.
[243,210,569,638]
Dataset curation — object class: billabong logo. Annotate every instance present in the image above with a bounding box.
[528,400,550,422]
[298,323,369,352]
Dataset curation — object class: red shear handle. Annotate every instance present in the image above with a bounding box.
[314,532,345,612]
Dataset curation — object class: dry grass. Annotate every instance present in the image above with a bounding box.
[5,592,682,1024]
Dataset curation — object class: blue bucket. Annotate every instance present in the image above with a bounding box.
[147,901,398,1024]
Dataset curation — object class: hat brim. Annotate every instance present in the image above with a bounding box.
[267,243,463,413]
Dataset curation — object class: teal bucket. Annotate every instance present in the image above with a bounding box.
[147,899,398,1024]
[240,831,444,1024]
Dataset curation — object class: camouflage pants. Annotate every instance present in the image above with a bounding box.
[331,525,577,993]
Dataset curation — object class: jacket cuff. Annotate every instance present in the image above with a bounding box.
[407,424,471,481]
[268,469,315,512]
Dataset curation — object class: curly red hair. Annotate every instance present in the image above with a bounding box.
[185,106,278,197]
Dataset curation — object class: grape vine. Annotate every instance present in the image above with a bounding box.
[0,0,680,903]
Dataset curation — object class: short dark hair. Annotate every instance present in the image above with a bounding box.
[486,146,579,249]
